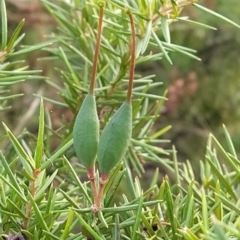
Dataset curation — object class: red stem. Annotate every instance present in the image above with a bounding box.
[89,5,104,95]
[87,167,98,204]
[95,174,108,210]
[24,168,40,229]
[127,11,136,103]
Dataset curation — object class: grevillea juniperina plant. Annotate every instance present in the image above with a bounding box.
[2,0,240,239]
[72,4,136,211]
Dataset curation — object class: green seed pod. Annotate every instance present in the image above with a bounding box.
[98,101,132,175]
[73,94,99,169]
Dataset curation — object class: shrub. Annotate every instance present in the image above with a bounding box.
[0,0,240,239]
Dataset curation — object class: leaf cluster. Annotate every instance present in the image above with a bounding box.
[0,0,51,112]
[1,111,240,239]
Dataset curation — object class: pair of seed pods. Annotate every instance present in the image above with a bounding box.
[73,94,132,176]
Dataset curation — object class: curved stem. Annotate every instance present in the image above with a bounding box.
[89,4,104,94]
[127,11,136,103]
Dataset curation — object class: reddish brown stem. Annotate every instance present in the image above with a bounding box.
[24,168,40,229]
[95,174,108,210]
[126,11,136,103]
[89,5,104,94]
[87,167,98,204]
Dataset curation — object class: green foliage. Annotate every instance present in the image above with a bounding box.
[2,113,240,239]
[156,1,240,164]
[0,0,240,239]
[0,0,49,111]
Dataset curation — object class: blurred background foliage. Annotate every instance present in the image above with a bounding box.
[1,0,240,172]
[149,0,240,166]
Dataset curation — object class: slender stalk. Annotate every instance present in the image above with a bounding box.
[95,174,108,210]
[126,11,136,103]
[89,4,104,94]
[87,167,98,205]
[24,168,40,229]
